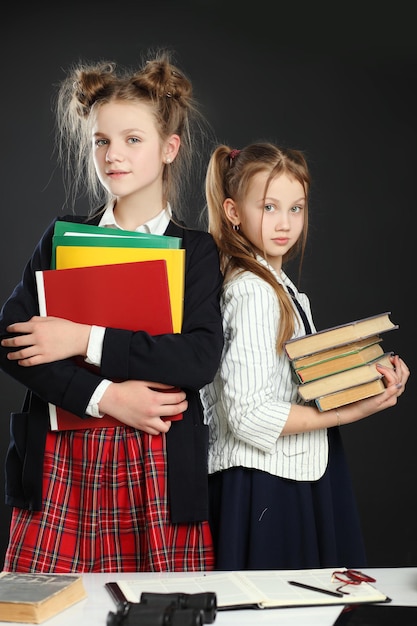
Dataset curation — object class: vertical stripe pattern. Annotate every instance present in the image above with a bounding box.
[200,265,328,481]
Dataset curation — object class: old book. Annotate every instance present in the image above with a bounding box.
[0,572,86,624]
[314,378,386,411]
[284,312,398,360]
[292,335,383,370]
[105,567,389,610]
[294,341,385,383]
[297,353,393,402]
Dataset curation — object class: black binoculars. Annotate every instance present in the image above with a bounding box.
[106,591,217,626]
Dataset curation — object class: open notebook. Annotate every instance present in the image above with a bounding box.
[105,568,390,611]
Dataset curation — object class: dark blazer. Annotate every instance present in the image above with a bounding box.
[0,214,224,523]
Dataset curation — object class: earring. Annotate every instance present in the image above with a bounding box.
[166,157,171,164]
[232,224,240,231]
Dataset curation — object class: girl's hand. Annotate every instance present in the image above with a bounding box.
[372,354,409,406]
[285,355,410,435]
[2,316,91,365]
[99,380,188,435]
[348,354,410,420]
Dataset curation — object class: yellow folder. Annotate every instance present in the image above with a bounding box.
[55,246,185,333]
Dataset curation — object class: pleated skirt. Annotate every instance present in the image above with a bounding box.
[208,427,367,570]
[4,426,214,573]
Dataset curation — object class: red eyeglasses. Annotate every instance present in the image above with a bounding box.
[331,569,377,594]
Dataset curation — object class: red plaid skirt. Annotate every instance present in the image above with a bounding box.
[4,427,214,573]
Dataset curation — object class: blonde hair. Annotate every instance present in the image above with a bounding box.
[55,49,212,221]
[206,142,311,351]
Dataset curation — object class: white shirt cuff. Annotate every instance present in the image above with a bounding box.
[85,325,105,366]
[86,379,113,417]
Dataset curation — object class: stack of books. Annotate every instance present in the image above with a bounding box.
[36,221,185,430]
[284,312,399,411]
[51,220,185,332]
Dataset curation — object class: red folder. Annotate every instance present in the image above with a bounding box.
[35,260,182,430]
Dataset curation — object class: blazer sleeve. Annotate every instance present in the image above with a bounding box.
[0,220,223,416]
[100,227,224,390]
[0,216,111,418]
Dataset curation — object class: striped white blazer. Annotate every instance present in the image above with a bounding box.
[200,260,329,481]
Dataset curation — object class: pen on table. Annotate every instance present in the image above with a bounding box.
[288,580,344,598]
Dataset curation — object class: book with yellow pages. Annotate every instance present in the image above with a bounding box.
[314,378,386,411]
[284,312,398,361]
[105,567,390,611]
[0,572,86,624]
[297,353,393,402]
[292,335,383,370]
[294,341,385,383]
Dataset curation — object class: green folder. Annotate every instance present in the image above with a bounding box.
[53,220,181,244]
[51,221,182,269]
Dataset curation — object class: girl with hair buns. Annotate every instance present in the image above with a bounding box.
[0,50,223,573]
[200,142,409,570]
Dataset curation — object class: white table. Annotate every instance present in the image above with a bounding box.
[3,567,417,625]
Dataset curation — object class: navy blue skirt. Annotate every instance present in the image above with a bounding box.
[208,427,367,570]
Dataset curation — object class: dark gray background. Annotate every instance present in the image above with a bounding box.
[1,1,416,568]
